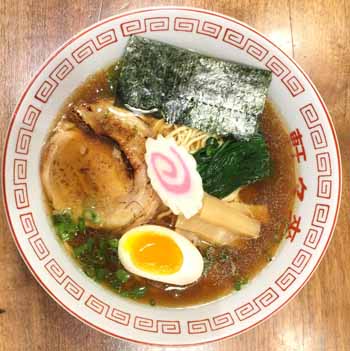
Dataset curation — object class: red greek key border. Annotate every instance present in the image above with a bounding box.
[5,10,339,342]
[188,313,234,334]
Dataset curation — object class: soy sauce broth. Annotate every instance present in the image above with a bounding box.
[45,66,296,307]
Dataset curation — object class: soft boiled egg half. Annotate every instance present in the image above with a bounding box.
[118,225,204,286]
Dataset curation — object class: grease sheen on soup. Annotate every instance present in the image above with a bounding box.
[41,67,296,307]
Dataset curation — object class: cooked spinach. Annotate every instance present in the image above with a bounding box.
[116,36,272,139]
[194,135,271,198]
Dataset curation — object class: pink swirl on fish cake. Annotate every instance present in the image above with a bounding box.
[150,146,191,194]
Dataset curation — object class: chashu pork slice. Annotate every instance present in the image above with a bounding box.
[41,100,161,231]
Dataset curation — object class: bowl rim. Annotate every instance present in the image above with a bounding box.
[2,6,342,347]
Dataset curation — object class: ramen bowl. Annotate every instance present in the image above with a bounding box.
[2,7,341,346]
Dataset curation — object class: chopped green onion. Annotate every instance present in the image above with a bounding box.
[234,277,249,291]
[95,268,108,282]
[52,210,78,241]
[107,238,119,249]
[83,265,96,279]
[83,208,101,224]
[116,269,130,283]
[219,248,230,262]
[86,238,94,252]
[74,245,86,258]
[77,216,86,233]
[129,286,147,299]
[111,279,122,290]
[120,286,147,299]
[98,239,108,251]
[74,238,94,258]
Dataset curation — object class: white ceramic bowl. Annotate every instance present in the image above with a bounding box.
[2,7,341,346]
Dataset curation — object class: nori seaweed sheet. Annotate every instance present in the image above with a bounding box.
[117,36,272,139]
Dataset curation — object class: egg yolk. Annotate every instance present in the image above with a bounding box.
[126,232,183,275]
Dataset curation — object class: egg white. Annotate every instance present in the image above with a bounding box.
[118,225,204,286]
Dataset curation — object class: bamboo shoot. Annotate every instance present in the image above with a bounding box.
[199,194,260,238]
[176,215,241,246]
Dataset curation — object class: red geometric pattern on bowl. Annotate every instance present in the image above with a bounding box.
[50,58,74,81]
[63,276,85,300]
[303,203,330,250]
[316,153,332,199]
[11,12,330,332]
[3,8,340,346]
[14,183,29,209]
[9,13,330,335]
[235,301,262,321]
[72,41,95,63]
[28,235,50,261]
[19,212,50,260]
[312,203,330,225]
[34,78,58,103]
[282,75,305,97]
[304,227,324,250]
[15,128,32,155]
[274,248,313,291]
[300,104,328,150]
[275,267,298,291]
[22,105,41,131]
[121,19,146,35]
[95,29,118,49]
[34,30,118,104]
[298,103,332,200]
[13,159,27,184]
[211,313,235,330]
[223,28,245,48]
[121,17,170,36]
[44,258,85,300]
[253,287,279,308]
[20,212,38,236]
[85,295,130,326]
[187,312,234,334]
[174,17,222,38]
[35,59,74,103]
[145,17,170,32]
[265,56,291,78]
[223,27,304,96]
[187,319,211,334]
[291,249,312,273]
[244,38,269,61]
[134,317,181,334]
[45,258,65,283]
